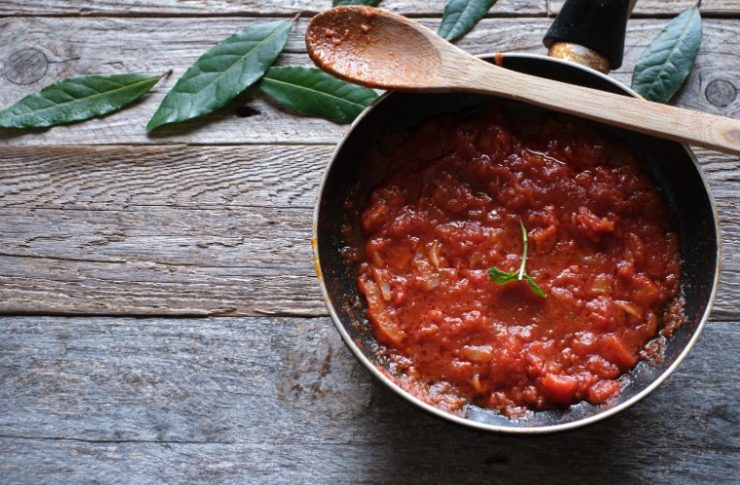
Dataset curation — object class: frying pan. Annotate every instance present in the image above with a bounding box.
[311,0,720,433]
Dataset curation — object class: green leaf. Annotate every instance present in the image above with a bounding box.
[631,7,702,103]
[438,0,498,42]
[487,219,546,298]
[0,73,161,129]
[259,67,379,124]
[488,267,517,285]
[524,275,547,299]
[147,19,294,130]
[332,0,382,6]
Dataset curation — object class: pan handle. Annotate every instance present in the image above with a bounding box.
[543,0,636,73]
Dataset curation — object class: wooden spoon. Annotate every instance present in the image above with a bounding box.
[306,6,740,155]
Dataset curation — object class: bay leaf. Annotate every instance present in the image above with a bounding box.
[332,0,382,6]
[259,67,378,124]
[438,0,498,42]
[147,19,294,131]
[0,73,161,129]
[631,8,702,103]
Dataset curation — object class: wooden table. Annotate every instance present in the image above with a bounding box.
[1,1,738,483]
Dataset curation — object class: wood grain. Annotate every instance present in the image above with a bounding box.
[0,0,546,17]
[0,207,324,317]
[0,145,737,319]
[0,316,737,483]
[0,17,737,146]
[0,144,324,208]
[3,0,738,17]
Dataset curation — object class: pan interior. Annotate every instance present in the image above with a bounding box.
[316,55,718,430]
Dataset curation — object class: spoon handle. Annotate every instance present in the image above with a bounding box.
[456,61,740,155]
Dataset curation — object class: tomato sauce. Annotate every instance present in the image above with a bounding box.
[357,105,682,416]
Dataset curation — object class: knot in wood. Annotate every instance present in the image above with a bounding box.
[2,48,49,85]
[705,79,737,108]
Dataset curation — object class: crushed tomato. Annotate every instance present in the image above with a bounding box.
[356,104,682,417]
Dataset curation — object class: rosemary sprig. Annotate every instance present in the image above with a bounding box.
[487,220,547,298]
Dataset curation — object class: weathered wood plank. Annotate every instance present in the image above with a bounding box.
[1,440,734,485]
[0,317,737,483]
[0,0,546,17]
[0,144,737,318]
[0,144,325,209]
[0,206,313,271]
[0,205,324,316]
[0,17,737,146]
[2,0,737,17]
[0,264,324,317]
[550,0,740,16]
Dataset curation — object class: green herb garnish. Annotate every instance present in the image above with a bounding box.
[487,220,547,298]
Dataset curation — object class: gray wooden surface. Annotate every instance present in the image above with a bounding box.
[0,1,738,483]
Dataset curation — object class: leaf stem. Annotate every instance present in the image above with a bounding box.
[517,219,528,280]
[487,219,546,298]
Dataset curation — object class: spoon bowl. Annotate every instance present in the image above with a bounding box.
[306,6,447,89]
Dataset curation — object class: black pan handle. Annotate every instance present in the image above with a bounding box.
[543,0,633,72]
